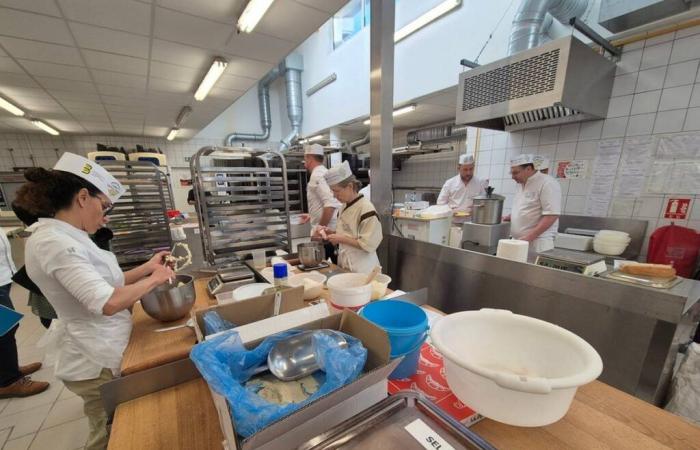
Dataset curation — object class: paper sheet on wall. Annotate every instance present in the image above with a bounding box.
[585,139,623,216]
[657,134,700,159]
[614,136,654,197]
[647,133,700,195]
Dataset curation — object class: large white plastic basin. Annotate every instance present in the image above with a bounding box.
[326,273,372,310]
[431,309,602,427]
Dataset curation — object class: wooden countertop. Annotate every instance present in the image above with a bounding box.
[120,278,215,376]
[108,379,223,450]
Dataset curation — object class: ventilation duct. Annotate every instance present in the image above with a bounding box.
[406,123,467,145]
[348,133,370,153]
[225,54,303,151]
[509,0,589,55]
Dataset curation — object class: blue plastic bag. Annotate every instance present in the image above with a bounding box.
[202,311,236,336]
[190,329,367,438]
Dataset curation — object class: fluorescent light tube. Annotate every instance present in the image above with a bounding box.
[166,128,179,141]
[238,0,275,33]
[194,58,228,101]
[308,134,324,142]
[31,119,59,135]
[395,0,461,43]
[0,96,24,116]
[175,106,192,127]
[363,104,417,125]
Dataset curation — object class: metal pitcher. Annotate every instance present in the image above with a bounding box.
[472,187,505,225]
[298,241,326,267]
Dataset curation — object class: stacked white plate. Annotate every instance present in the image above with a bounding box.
[593,230,631,256]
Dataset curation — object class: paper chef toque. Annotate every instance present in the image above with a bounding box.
[324,160,353,186]
[533,155,550,171]
[459,154,475,165]
[510,154,536,167]
[304,144,324,156]
[54,152,125,203]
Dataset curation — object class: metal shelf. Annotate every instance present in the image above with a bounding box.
[191,146,293,266]
[98,160,173,268]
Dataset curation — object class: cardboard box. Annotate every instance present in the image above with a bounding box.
[198,310,399,450]
[192,286,306,342]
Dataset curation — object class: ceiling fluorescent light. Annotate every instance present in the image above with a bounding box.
[394,0,461,43]
[363,104,417,125]
[175,106,192,127]
[166,128,179,141]
[194,58,228,101]
[238,0,275,33]
[0,96,24,116]
[31,119,59,135]
[308,134,324,142]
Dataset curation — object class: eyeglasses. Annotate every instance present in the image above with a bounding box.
[99,200,114,216]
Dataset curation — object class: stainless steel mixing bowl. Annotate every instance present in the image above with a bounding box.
[141,274,196,322]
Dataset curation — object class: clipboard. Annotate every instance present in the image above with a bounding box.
[0,304,23,336]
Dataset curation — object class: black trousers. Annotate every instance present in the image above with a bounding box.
[325,242,338,265]
[0,283,22,387]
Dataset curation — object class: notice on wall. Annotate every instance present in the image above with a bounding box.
[610,197,636,217]
[614,136,654,197]
[664,198,692,219]
[657,134,700,159]
[646,133,700,195]
[585,139,623,216]
[555,160,588,179]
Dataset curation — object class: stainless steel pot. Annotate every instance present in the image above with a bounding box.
[141,274,196,322]
[472,187,505,225]
[298,241,325,267]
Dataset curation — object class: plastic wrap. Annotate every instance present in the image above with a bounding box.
[202,311,236,336]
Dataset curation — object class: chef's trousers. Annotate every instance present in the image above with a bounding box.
[63,369,114,450]
[0,283,22,387]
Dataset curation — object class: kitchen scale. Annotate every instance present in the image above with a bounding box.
[535,248,608,276]
[207,263,256,296]
[297,261,330,271]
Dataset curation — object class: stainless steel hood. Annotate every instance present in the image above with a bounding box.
[455,35,616,131]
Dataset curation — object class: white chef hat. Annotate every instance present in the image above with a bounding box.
[533,155,550,170]
[304,144,324,156]
[510,154,536,167]
[324,160,353,186]
[54,152,125,203]
[459,154,475,165]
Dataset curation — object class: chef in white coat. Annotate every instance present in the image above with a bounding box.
[16,153,174,450]
[437,154,486,213]
[314,161,382,273]
[504,154,562,253]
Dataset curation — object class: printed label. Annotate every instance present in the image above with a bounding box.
[404,419,456,450]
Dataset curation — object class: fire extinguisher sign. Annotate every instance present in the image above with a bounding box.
[664,198,691,219]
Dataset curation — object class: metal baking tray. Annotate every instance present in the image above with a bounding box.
[604,271,683,289]
[298,391,495,450]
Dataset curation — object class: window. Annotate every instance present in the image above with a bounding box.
[332,0,371,49]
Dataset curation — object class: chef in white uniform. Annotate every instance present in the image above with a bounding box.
[314,161,382,273]
[17,153,174,450]
[504,154,562,253]
[300,144,340,232]
[437,154,486,213]
[359,169,371,199]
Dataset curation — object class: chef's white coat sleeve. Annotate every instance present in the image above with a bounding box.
[356,215,383,253]
[38,241,115,315]
[315,177,341,209]
[436,182,450,205]
[540,180,562,216]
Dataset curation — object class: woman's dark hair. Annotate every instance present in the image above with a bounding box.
[14,168,102,218]
[11,201,38,226]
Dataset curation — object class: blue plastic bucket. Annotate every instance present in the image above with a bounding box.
[389,338,426,380]
[360,300,429,357]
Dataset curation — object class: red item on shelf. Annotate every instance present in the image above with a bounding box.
[167,209,181,218]
[388,342,482,426]
[647,224,700,278]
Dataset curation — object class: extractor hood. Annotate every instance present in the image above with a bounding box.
[455,35,616,132]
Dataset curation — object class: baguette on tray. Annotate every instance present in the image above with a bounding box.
[619,262,676,279]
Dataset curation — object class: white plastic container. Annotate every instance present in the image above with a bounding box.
[370,274,391,300]
[431,309,602,427]
[326,273,372,311]
[288,272,326,300]
[593,240,629,255]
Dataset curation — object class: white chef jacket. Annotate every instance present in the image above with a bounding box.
[307,165,341,233]
[25,218,131,381]
[511,172,561,248]
[437,176,486,212]
[359,184,370,200]
[0,231,16,286]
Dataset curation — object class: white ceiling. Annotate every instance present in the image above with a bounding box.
[0,0,347,138]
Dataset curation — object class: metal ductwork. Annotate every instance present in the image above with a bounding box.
[225,54,303,150]
[348,133,370,153]
[509,0,589,55]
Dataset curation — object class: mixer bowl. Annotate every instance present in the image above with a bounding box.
[141,274,196,322]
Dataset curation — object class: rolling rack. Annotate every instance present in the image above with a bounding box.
[98,160,173,269]
[191,147,295,295]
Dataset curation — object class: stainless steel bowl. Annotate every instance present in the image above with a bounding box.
[298,241,325,267]
[141,274,196,322]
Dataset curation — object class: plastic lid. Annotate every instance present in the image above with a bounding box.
[272,263,288,279]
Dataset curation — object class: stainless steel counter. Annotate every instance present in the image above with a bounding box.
[386,235,700,406]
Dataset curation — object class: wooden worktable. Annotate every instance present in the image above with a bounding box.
[120,278,215,375]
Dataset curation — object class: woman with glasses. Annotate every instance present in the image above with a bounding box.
[13,152,175,450]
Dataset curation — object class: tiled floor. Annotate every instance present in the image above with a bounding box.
[1,285,88,450]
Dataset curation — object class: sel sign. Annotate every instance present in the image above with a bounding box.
[404,419,456,450]
[664,198,691,219]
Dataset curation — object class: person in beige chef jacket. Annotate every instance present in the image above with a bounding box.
[15,153,174,450]
[314,161,382,273]
[437,154,486,213]
[504,154,561,253]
